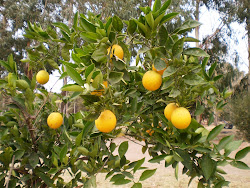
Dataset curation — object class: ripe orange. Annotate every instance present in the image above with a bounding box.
[47,112,63,129]
[36,70,49,85]
[95,110,117,133]
[107,44,124,60]
[91,81,108,96]
[171,107,191,129]
[164,103,178,121]
[142,71,162,91]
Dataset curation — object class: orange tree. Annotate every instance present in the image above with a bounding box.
[0,0,249,187]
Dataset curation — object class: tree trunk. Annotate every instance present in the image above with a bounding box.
[195,0,200,48]
[61,0,73,116]
[149,0,152,7]
[247,18,250,93]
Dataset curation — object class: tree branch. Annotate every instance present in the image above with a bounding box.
[5,155,15,188]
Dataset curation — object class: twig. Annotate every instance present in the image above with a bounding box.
[32,78,60,124]
[5,155,15,188]
[96,154,110,174]
[200,21,225,50]
[124,135,145,147]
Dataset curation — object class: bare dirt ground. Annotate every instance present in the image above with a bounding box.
[95,126,250,188]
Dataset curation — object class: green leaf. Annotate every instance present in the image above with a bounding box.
[154,58,166,70]
[183,74,206,85]
[110,174,125,182]
[134,19,148,37]
[214,75,223,81]
[112,15,123,32]
[214,180,230,188]
[16,80,30,90]
[61,84,84,92]
[195,103,205,116]
[80,32,99,42]
[108,71,124,84]
[85,63,95,82]
[175,163,179,180]
[158,25,168,45]
[8,54,16,73]
[75,131,83,147]
[13,150,25,161]
[160,12,179,25]
[207,124,224,141]
[73,12,79,30]
[172,37,185,58]
[174,20,201,34]
[225,140,242,156]
[128,20,137,35]
[136,46,150,65]
[131,97,138,113]
[159,0,172,15]
[91,44,107,63]
[184,37,200,42]
[208,113,214,126]
[209,62,217,77]
[169,88,180,98]
[61,45,70,61]
[77,147,89,156]
[230,161,249,170]
[29,152,39,168]
[113,59,126,70]
[145,12,154,29]
[52,22,70,34]
[217,135,234,151]
[39,172,53,186]
[60,144,68,162]
[200,155,216,180]
[131,183,142,188]
[154,13,165,29]
[149,154,168,163]
[161,78,174,90]
[133,158,145,173]
[223,90,232,99]
[183,48,209,57]
[113,179,131,185]
[47,168,58,175]
[235,147,250,160]
[163,66,177,77]
[47,59,59,69]
[64,64,84,86]
[118,141,128,158]
[0,60,12,72]
[153,0,161,12]
[80,17,96,32]
[139,169,157,181]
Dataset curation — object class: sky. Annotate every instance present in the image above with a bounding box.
[44,5,249,93]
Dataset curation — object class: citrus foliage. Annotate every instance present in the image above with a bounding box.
[0,0,249,187]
